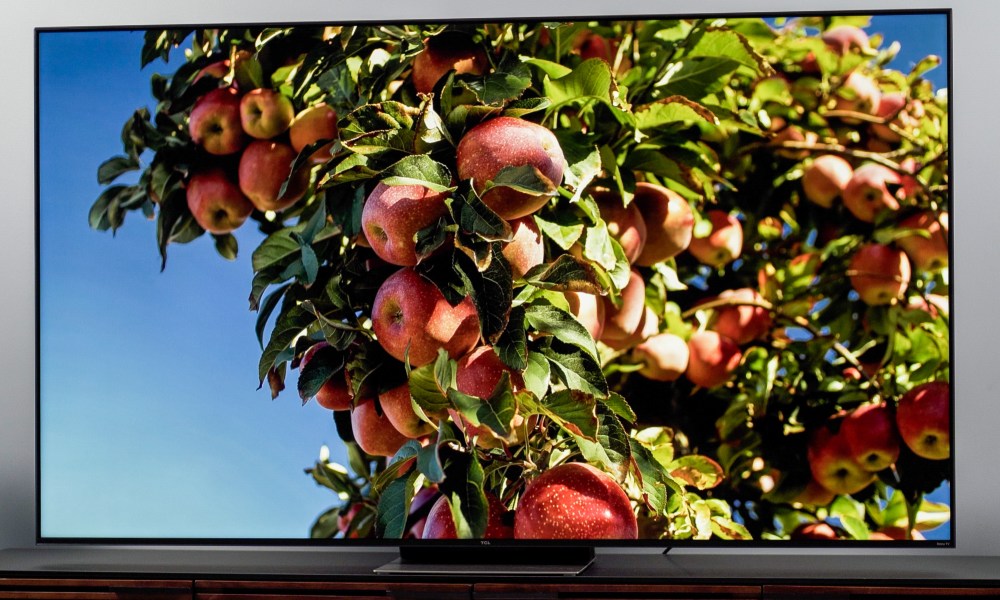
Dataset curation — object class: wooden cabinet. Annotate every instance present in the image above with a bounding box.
[474,582,761,599]
[764,585,1000,599]
[194,579,471,600]
[0,578,191,600]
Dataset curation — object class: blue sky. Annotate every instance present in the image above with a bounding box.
[36,15,950,540]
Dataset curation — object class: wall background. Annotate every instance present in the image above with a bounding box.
[2,0,996,556]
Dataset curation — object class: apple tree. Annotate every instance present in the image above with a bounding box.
[92,15,950,541]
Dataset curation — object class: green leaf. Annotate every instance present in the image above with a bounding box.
[438,451,488,539]
[524,302,599,361]
[291,233,319,285]
[628,439,669,513]
[523,351,552,399]
[533,214,585,251]
[494,305,528,371]
[309,506,342,539]
[655,57,742,100]
[540,342,609,398]
[635,96,719,131]
[486,164,559,197]
[89,185,128,231]
[448,371,518,438]
[685,28,772,78]
[459,62,533,106]
[380,154,456,193]
[408,349,458,418]
[371,441,420,494]
[376,470,417,539]
[539,389,599,439]
[252,229,303,274]
[255,283,291,348]
[97,155,139,185]
[523,57,572,79]
[452,247,512,344]
[669,455,725,490]
[710,516,752,540]
[523,254,605,294]
[574,402,630,476]
[543,58,613,108]
[604,392,637,424]
[297,344,345,402]
[258,304,314,389]
[502,97,552,118]
[447,191,514,242]
[212,233,238,261]
[840,514,870,540]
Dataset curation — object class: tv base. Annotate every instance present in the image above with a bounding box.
[374,546,595,576]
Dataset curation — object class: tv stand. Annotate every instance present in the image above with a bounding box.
[2,548,1000,599]
[375,545,595,576]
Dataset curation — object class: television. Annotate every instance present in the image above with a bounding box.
[8,0,993,574]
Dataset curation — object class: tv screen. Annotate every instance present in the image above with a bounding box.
[36,10,951,549]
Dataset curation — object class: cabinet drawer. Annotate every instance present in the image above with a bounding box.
[473,582,761,599]
[195,580,470,600]
[764,585,1000,599]
[0,579,191,600]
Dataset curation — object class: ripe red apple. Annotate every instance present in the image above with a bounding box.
[411,33,488,95]
[871,92,909,142]
[848,243,911,306]
[770,124,819,159]
[455,346,525,399]
[821,25,871,55]
[688,210,743,268]
[565,291,605,341]
[869,526,925,541]
[685,331,742,389]
[594,190,647,264]
[574,31,615,62]
[633,182,694,266]
[502,217,545,279]
[604,305,659,352]
[802,155,854,208]
[833,72,881,122]
[371,267,480,367]
[792,478,836,507]
[842,163,902,223]
[897,381,950,460]
[791,522,840,540]
[336,502,364,538]
[807,423,876,496]
[514,462,637,539]
[378,383,434,438]
[289,103,338,164]
[712,288,772,346]
[405,486,440,539]
[188,87,247,156]
[896,211,949,272]
[634,332,689,382]
[300,342,352,411]
[422,493,513,539]
[351,397,408,457]
[238,140,310,212]
[239,88,294,139]
[456,116,567,220]
[840,403,901,472]
[361,182,450,266]
[600,270,646,347]
[185,169,254,234]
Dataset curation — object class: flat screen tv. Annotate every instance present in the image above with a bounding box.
[35,8,952,571]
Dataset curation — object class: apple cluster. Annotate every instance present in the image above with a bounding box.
[184,54,338,236]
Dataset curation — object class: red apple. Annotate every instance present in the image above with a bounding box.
[712,288,772,346]
[361,182,450,266]
[685,331,742,389]
[371,267,480,367]
[802,155,853,209]
[871,92,909,142]
[833,72,881,122]
[575,31,615,63]
[185,169,254,234]
[456,116,567,220]
[896,211,948,272]
[840,403,901,472]
[565,291,605,341]
[239,88,294,139]
[411,33,488,95]
[848,243,911,306]
[869,526,925,541]
[791,522,840,540]
[351,397,408,457]
[604,305,658,351]
[688,210,743,268]
[238,140,310,212]
[807,423,876,496]
[821,25,871,55]
[502,217,545,279]
[770,125,819,159]
[896,381,950,460]
[633,182,694,266]
[289,103,338,164]
[300,342,353,411]
[792,478,836,507]
[188,87,246,156]
[634,332,689,382]
[600,270,646,347]
[514,462,637,539]
[842,163,902,223]
[378,383,434,438]
[595,190,647,264]
[422,493,513,539]
[405,486,440,539]
[455,346,525,399]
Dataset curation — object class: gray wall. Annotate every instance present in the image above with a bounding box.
[3,0,997,557]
